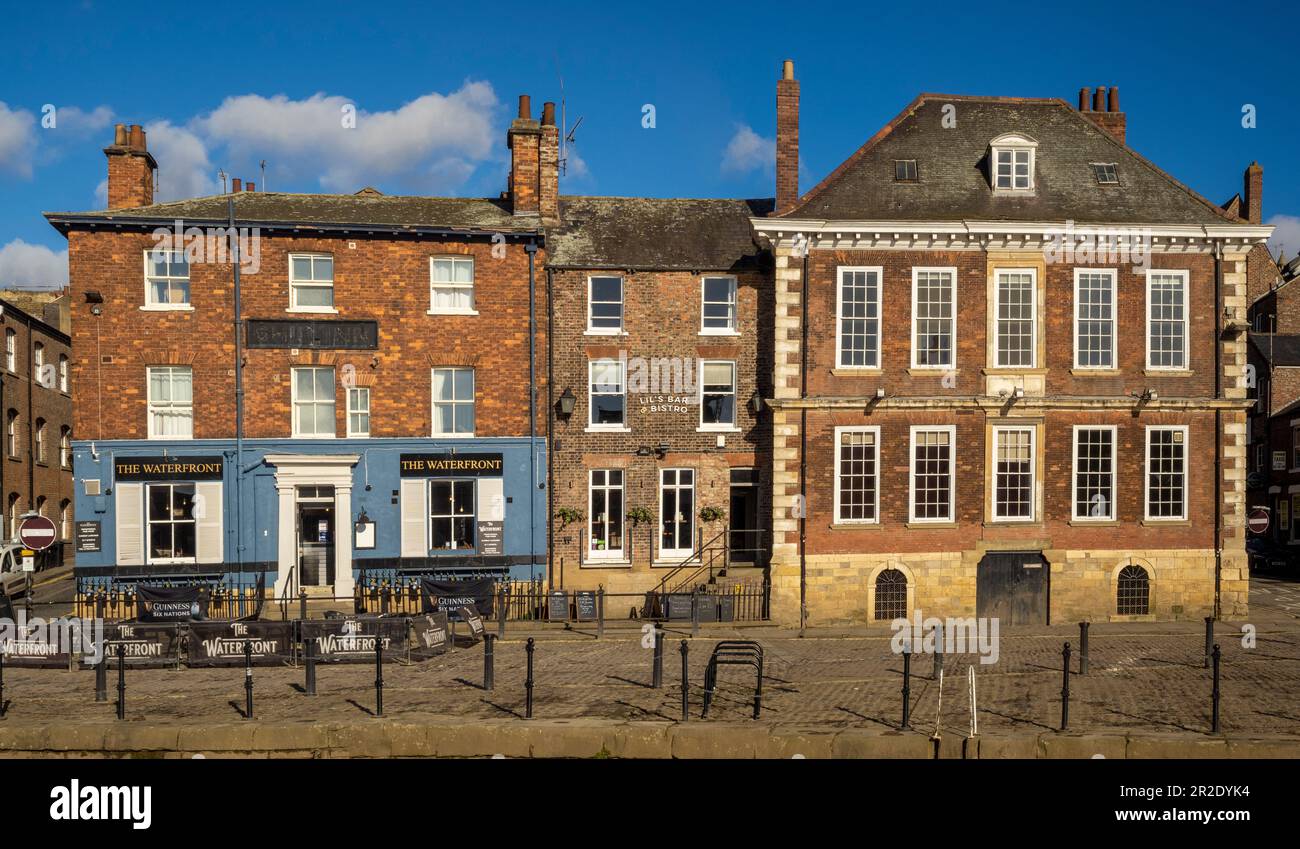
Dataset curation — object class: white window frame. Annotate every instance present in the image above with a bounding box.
[4,329,14,372]
[837,266,883,369]
[698,359,737,431]
[1144,425,1189,521]
[910,267,957,370]
[587,469,626,560]
[431,367,475,437]
[291,366,336,439]
[142,249,192,310]
[990,425,1036,522]
[700,276,738,334]
[32,342,43,383]
[587,358,628,431]
[658,467,696,560]
[288,253,336,313]
[587,275,625,334]
[145,482,198,565]
[34,419,45,464]
[1071,425,1118,521]
[833,425,881,524]
[429,478,476,551]
[58,354,68,393]
[429,256,477,315]
[994,268,1037,368]
[1073,268,1117,370]
[1145,269,1190,371]
[146,365,194,440]
[346,386,371,438]
[60,426,71,469]
[908,425,956,523]
[990,134,1037,193]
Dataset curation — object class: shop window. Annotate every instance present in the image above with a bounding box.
[430,479,475,550]
[146,483,197,563]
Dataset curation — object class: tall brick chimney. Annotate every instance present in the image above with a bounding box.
[1077,85,1126,145]
[776,59,800,214]
[508,95,541,216]
[538,101,560,225]
[1244,161,1263,224]
[103,122,157,209]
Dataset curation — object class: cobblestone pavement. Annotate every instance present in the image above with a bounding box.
[3,573,1300,738]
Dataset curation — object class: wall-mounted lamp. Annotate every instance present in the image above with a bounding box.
[556,387,577,420]
[657,442,669,458]
[750,393,764,415]
[84,291,104,304]
[370,355,379,369]
[354,510,370,533]
[874,387,886,400]
[1143,388,1158,402]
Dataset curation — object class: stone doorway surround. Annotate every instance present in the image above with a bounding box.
[265,454,360,601]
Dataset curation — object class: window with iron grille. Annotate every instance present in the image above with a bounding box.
[1116,564,1150,615]
[835,427,878,523]
[1145,427,1187,520]
[993,427,1034,520]
[1075,270,1116,368]
[996,270,1035,367]
[912,268,955,368]
[838,267,881,368]
[874,569,908,620]
[910,426,954,521]
[1073,427,1115,520]
[1147,271,1188,369]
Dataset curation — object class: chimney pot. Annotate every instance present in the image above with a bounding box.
[246,182,255,192]
[518,95,531,120]
[1078,88,1091,111]
[113,123,128,146]
[128,124,145,150]
[541,101,556,126]
[232,177,242,193]
[1092,87,1105,112]
[782,59,794,81]
[1108,86,1119,113]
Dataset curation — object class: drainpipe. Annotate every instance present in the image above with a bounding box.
[1213,243,1223,620]
[526,241,539,586]
[798,246,809,636]
[229,199,245,575]
[545,266,555,593]
[27,320,35,512]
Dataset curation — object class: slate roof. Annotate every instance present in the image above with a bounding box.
[1251,334,1300,368]
[783,95,1244,226]
[549,196,773,270]
[45,191,538,234]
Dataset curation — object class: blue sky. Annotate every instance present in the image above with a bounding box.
[1,0,1297,287]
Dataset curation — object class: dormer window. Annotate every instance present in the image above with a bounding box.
[989,133,1037,193]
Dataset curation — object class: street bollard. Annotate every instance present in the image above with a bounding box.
[300,590,308,622]
[304,637,317,696]
[691,591,700,638]
[933,621,943,679]
[1211,643,1221,733]
[116,644,126,720]
[525,638,535,719]
[652,624,664,688]
[484,633,495,691]
[597,586,605,639]
[1204,617,1214,669]
[680,640,689,722]
[374,632,384,717]
[1061,642,1071,731]
[95,651,107,702]
[901,645,911,729]
[244,641,254,720]
[1079,622,1090,676]
[497,589,506,640]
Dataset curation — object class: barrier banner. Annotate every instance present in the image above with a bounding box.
[136,585,210,622]
[419,578,495,618]
[186,621,294,667]
[0,622,71,668]
[94,623,182,667]
[410,613,450,659]
[300,617,408,663]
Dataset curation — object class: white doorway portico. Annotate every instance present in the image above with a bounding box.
[265,454,360,601]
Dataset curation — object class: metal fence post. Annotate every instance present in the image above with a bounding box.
[304,637,317,696]
[652,624,664,688]
[1211,643,1221,733]
[116,644,126,721]
[1204,616,1214,669]
[1060,642,1071,731]
[597,586,605,639]
[901,645,911,729]
[244,641,254,720]
[525,637,535,719]
[374,630,384,717]
[1079,622,1090,675]
[484,633,495,691]
[680,640,689,722]
[95,650,107,702]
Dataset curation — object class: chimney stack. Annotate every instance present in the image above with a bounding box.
[1244,162,1263,225]
[538,101,560,224]
[103,121,157,209]
[1076,84,1126,145]
[507,94,559,223]
[775,59,800,214]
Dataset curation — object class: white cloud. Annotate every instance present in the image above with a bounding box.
[0,239,68,289]
[50,105,115,135]
[1267,214,1300,261]
[193,82,501,194]
[0,102,37,178]
[562,142,591,182]
[147,120,217,201]
[720,124,774,175]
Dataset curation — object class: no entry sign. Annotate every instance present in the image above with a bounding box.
[1248,508,1270,535]
[18,515,58,551]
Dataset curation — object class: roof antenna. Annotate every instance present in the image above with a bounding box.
[217,169,227,194]
[555,54,583,177]
[260,160,268,192]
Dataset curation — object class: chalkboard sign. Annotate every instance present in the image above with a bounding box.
[719,593,735,622]
[666,594,692,621]
[697,596,718,623]
[459,606,485,637]
[575,590,597,622]
[548,591,569,622]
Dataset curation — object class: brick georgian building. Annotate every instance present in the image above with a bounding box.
[757,65,1269,626]
[47,119,549,601]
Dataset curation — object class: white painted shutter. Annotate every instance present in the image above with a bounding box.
[479,477,504,521]
[400,478,428,557]
[115,483,144,566]
[194,481,224,564]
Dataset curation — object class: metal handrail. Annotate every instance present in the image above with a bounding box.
[650,527,729,599]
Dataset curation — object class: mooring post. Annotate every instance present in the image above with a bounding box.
[525,637,535,719]
[680,639,689,722]
[1061,642,1071,731]
[1211,643,1222,733]
[1079,622,1090,676]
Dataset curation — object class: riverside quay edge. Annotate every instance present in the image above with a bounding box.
[45,64,1274,627]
